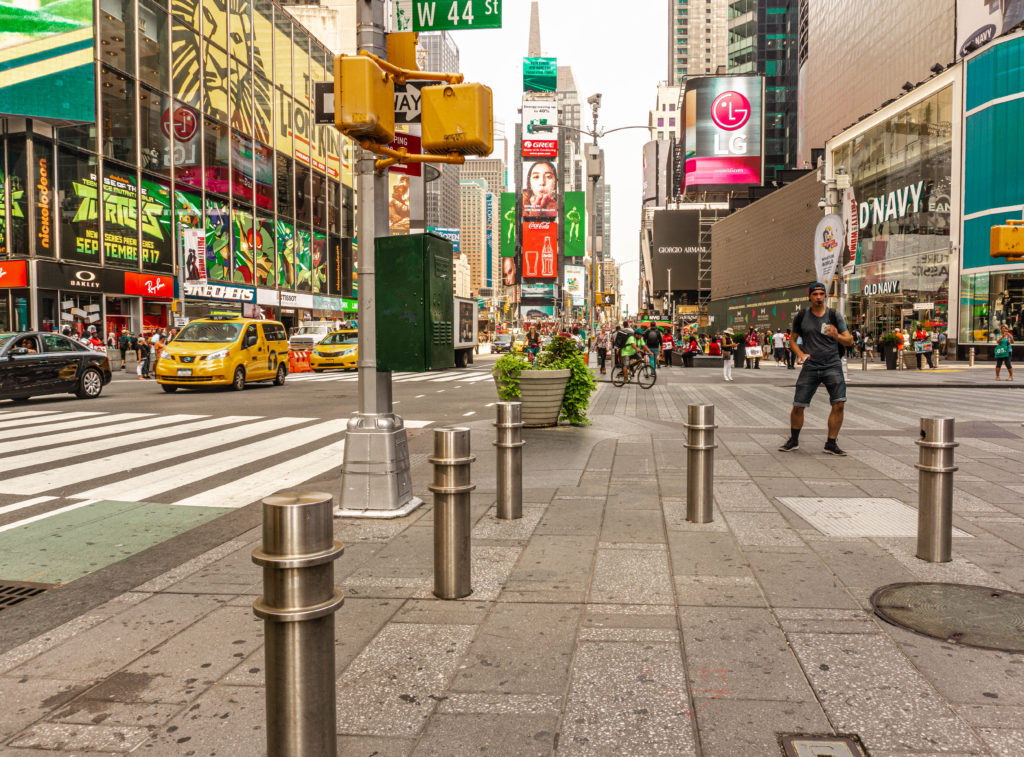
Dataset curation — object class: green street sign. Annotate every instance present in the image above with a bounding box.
[413,0,501,31]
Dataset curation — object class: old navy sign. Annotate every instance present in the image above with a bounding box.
[184,282,256,302]
[859,181,924,228]
[862,280,901,295]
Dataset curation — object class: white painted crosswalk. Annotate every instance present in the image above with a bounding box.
[288,369,495,385]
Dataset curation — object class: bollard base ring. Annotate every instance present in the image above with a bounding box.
[252,541,344,569]
[684,423,718,431]
[914,463,959,474]
[428,483,477,495]
[253,588,345,622]
[684,443,719,451]
[492,440,526,449]
[916,440,960,449]
[428,455,477,466]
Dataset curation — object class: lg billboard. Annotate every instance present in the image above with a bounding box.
[683,76,764,191]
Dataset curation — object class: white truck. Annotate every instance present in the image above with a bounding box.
[454,296,478,368]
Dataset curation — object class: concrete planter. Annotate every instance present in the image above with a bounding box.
[493,368,570,428]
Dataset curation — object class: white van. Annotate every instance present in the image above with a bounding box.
[288,321,336,350]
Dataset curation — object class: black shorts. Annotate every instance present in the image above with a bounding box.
[997,356,1012,370]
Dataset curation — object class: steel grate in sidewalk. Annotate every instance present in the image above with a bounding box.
[0,581,53,612]
[776,497,973,538]
[780,734,870,756]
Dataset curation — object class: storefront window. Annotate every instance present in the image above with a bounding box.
[34,138,55,257]
[205,194,232,281]
[312,231,326,293]
[204,116,230,195]
[106,296,135,337]
[961,272,1024,344]
[295,160,311,224]
[56,119,98,154]
[253,140,274,211]
[276,218,294,288]
[103,166,140,268]
[140,174,173,273]
[100,0,137,77]
[138,0,170,93]
[232,205,254,284]
[8,136,29,256]
[101,66,137,166]
[38,290,58,332]
[311,169,326,228]
[172,102,203,189]
[328,179,339,235]
[295,226,311,291]
[171,18,202,110]
[342,183,354,238]
[58,148,100,263]
[0,159,7,256]
[276,152,294,216]
[254,214,275,286]
[139,85,172,176]
[61,293,104,338]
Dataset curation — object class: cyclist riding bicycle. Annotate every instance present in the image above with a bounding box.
[619,329,651,383]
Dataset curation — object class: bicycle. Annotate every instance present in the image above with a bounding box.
[611,354,656,389]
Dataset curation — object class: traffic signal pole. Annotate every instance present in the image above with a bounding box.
[337,0,423,518]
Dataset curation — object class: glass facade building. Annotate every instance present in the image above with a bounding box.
[0,0,355,336]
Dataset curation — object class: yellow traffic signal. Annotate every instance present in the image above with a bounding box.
[991,220,1024,262]
[421,83,493,156]
[595,293,604,306]
[386,33,419,71]
[334,55,395,144]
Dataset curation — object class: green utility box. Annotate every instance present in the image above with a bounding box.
[375,233,454,372]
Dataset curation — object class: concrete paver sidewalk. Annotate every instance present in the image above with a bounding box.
[2,374,1024,755]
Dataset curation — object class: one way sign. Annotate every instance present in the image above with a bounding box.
[394,83,422,124]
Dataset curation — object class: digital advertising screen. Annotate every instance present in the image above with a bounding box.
[683,76,764,191]
[563,191,585,257]
[523,57,557,93]
[521,160,558,220]
[522,221,558,279]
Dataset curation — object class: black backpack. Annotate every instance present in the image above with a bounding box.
[793,307,845,359]
[613,329,629,350]
[645,328,662,349]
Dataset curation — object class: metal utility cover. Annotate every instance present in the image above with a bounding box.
[780,734,869,757]
[776,497,972,538]
[0,580,52,612]
[872,582,1024,653]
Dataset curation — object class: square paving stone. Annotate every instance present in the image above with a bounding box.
[600,508,666,543]
[674,574,766,607]
[501,534,597,603]
[746,550,860,609]
[0,677,93,741]
[692,698,834,757]
[668,532,749,577]
[335,623,476,738]
[588,547,673,605]
[7,722,151,753]
[788,632,986,754]
[336,735,415,756]
[449,602,581,695]
[679,607,816,703]
[412,713,559,756]
[134,683,264,754]
[557,641,697,756]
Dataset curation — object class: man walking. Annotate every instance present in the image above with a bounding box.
[772,329,787,366]
[779,282,855,456]
[645,324,663,375]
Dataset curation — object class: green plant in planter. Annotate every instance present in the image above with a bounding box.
[492,336,597,426]
[878,333,900,350]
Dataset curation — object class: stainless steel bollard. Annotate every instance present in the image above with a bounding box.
[252,492,344,757]
[862,348,868,371]
[915,418,958,563]
[969,346,975,367]
[430,428,476,599]
[494,402,524,520]
[685,404,718,523]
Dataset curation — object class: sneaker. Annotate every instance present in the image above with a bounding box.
[778,437,799,452]
[823,441,847,456]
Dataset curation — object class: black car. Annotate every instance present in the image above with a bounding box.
[492,334,513,354]
[0,332,112,402]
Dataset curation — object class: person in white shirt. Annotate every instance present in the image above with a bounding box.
[772,330,788,365]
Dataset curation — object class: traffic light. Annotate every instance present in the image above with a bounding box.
[334,55,395,144]
[421,83,493,156]
[386,33,418,71]
[991,220,1024,262]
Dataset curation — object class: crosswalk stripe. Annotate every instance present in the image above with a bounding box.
[173,439,347,508]
[462,374,495,383]
[0,411,103,430]
[0,410,65,423]
[0,412,160,447]
[0,414,218,471]
[0,495,58,517]
[75,418,350,502]
[0,416,299,496]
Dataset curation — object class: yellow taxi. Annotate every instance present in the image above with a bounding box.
[310,329,358,372]
[155,316,290,392]
[512,334,526,353]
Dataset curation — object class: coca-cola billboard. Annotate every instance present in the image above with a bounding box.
[522,221,557,279]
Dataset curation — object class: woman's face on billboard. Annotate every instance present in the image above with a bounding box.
[529,163,556,196]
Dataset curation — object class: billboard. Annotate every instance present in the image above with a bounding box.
[683,76,764,190]
[522,221,557,278]
[957,0,1024,57]
[522,160,558,220]
[565,264,585,305]
[523,57,557,92]
[428,226,461,254]
[522,138,557,158]
[523,100,557,142]
[650,209,701,291]
[563,191,585,257]
[499,192,517,257]
[0,0,94,122]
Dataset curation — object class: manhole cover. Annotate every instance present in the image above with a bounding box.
[780,734,869,756]
[872,582,1024,653]
[0,581,52,612]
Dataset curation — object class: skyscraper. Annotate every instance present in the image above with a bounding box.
[557,66,584,193]
[421,31,462,228]
[727,0,799,180]
[459,178,489,295]
[668,0,730,84]
[461,158,507,196]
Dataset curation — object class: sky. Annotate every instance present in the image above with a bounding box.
[451,0,668,316]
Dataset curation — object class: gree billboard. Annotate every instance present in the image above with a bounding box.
[0,0,95,122]
[683,76,764,191]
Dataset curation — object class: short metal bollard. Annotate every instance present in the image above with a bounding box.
[969,346,975,367]
[915,418,958,563]
[862,348,868,371]
[494,402,524,520]
[685,404,718,523]
[430,427,476,599]
[252,492,344,757]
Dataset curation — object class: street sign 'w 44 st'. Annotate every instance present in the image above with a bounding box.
[413,0,501,31]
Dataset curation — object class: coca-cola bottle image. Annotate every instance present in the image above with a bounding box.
[541,236,554,276]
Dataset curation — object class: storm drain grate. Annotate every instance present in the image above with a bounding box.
[777,497,972,538]
[780,734,869,756]
[0,581,52,612]
[872,582,1024,653]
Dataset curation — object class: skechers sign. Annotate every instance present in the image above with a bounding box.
[683,75,764,190]
[184,283,256,302]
